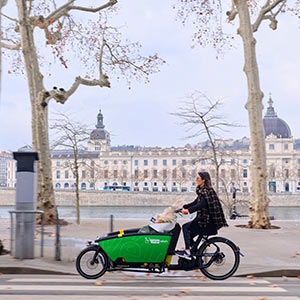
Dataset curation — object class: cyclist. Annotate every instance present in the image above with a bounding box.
[177,171,228,259]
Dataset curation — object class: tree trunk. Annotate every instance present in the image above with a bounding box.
[234,0,270,229]
[74,149,80,224]
[16,0,57,224]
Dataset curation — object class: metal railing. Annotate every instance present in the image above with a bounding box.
[9,210,44,260]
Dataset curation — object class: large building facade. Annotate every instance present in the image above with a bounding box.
[5,98,300,194]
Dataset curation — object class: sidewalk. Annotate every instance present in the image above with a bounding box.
[1,218,300,277]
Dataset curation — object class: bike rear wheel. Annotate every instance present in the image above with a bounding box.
[198,237,240,280]
[76,246,108,279]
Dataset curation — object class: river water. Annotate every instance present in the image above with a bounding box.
[0,205,300,220]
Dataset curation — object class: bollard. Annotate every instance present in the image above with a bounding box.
[55,207,61,261]
[110,214,114,233]
[13,151,39,259]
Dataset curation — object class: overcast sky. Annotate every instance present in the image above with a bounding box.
[1,1,299,151]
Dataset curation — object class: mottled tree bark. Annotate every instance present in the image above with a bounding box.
[16,0,57,224]
[234,0,270,229]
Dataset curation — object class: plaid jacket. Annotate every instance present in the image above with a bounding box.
[195,186,228,229]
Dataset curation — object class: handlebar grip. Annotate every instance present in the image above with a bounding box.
[175,209,182,213]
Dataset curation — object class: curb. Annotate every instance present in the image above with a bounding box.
[236,269,300,277]
[0,267,76,276]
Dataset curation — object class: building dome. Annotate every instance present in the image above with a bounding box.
[263,96,291,138]
[90,110,110,141]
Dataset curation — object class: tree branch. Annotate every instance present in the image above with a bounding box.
[0,41,21,50]
[252,0,286,32]
[226,1,238,21]
[45,0,117,25]
[0,12,18,23]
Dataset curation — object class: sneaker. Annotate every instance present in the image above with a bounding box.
[176,250,192,260]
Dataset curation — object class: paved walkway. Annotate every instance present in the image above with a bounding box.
[0,218,300,276]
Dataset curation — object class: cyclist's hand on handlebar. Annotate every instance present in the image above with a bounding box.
[181,209,189,215]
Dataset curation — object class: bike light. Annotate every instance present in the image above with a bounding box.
[86,240,92,245]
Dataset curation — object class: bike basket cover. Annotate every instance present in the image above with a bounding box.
[149,221,175,233]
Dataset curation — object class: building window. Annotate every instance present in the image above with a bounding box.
[82,161,86,166]
[284,158,289,164]
[221,159,225,165]
[269,168,275,178]
[144,160,148,166]
[284,169,289,178]
[104,170,108,179]
[153,159,157,166]
[64,183,69,189]
[163,169,167,179]
[172,159,176,166]
[153,169,158,178]
[243,159,247,164]
[134,160,139,166]
[182,160,187,166]
[154,182,157,186]
[192,169,196,177]
[269,144,275,150]
[230,159,235,165]
[90,169,95,179]
[173,182,176,186]
[104,160,108,165]
[81,183,86,190]
[91,161,95,167]
[230,169,236,179]
[135,182,139,186]
[90,183,95,189]
[65,161,69,167]
[56,161,60,167]
[56,170,60,179]
[55,183,61,189]
[73,172,76,179]
[163,160,167,166]
[172,187,178,192]
[123,170,127,178]
[144,182,148,186]
[221,169,226,179]
[182,169,186,178]
[243,169,248,178]
[298,169,300,177]
[284,144,289,150]
[172,169,177,179]
[134,169,139,178]
[144,170,148,178]
[114,160,118,165]
[201,160,206,165]
[113,170,118,178]
[65,170,69,179]
[123,160,127,165]
[192,159,196,165]
[298,159,300,164]
[82,170,86,179]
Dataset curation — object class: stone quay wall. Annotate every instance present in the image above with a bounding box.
[1,188,300,207]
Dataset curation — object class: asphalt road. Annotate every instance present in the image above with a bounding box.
[0,274,299,300]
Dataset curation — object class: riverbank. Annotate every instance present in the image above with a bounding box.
[1,188,300,207]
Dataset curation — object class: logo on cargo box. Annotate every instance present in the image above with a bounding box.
[145,237,168,244]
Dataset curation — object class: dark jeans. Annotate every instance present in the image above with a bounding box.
[182,220,217,250]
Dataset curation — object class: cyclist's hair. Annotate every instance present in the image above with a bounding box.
[198,171,212,188]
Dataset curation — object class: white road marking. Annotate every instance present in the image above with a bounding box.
[7,278,271,284]
[0,284,287,292]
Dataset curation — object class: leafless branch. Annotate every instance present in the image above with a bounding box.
[226,1,238,21]
[0,12,18,23]
[0,41,21,50]
[252,0,286,32]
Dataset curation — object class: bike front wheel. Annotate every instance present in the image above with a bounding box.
[198,236,240,280]
[76,246,108,279]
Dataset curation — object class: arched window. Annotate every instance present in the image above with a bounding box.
[81,183,86,190]
[90,183,95,189]
[55,183,61,189]
[64,183,69,189]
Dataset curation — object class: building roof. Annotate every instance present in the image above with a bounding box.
[263,96,291,138]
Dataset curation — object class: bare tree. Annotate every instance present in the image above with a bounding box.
[50,112,90,225]
[172,92,239,195]
[174,0,292,228]
[1,1,164,224]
